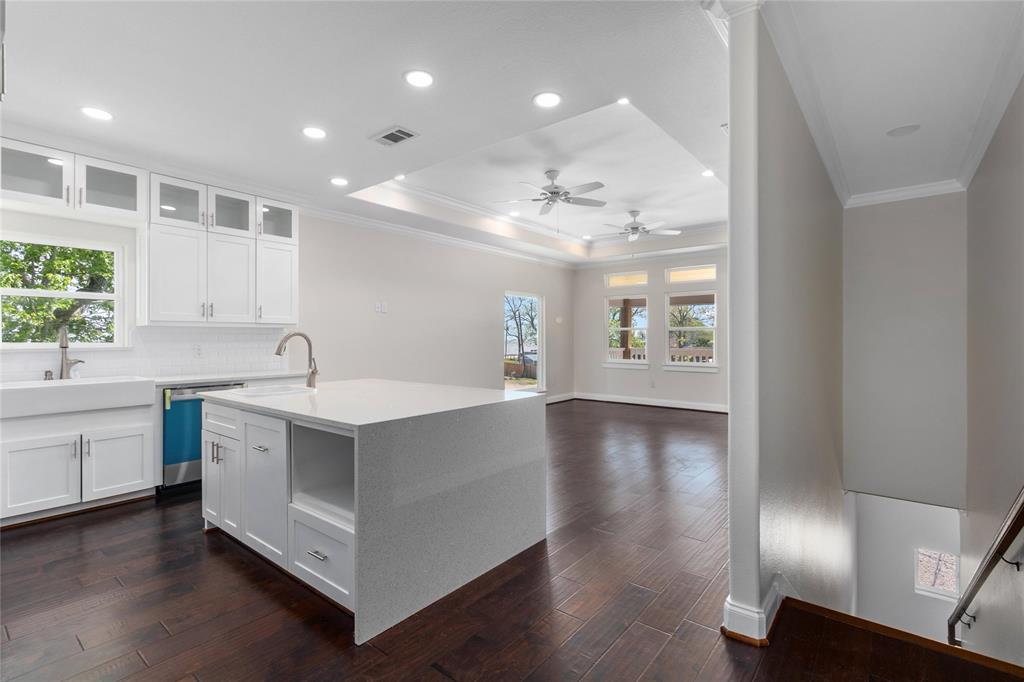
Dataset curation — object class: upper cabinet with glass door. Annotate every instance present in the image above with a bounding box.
[256,198,298,244]
[208,187,256,238]
[151,174,207,231]
[1,139,75,209]
[74,155,148,220]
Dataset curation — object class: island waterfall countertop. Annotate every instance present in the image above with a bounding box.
[199,378,539,429]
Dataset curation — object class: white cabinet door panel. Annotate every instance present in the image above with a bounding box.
[151,174,207,231]
[256,198,298,244]
[242,413,288,566]
[257,242,298,325]
[208,186,256,238]
[218,434,243,539]
[207,233,256,323]
[75,155,147,220]
[1,139,75,209]
[0,434,82,518]
[81,425,153,501]
[148,224,208,322]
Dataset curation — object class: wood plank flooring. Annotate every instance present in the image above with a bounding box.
[1,400,1014,681]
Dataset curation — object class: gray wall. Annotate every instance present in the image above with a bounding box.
[843,193,967,508]
[755,14,854,611]
[962,75,1024,665]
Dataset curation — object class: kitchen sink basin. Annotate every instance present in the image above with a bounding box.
[0,375,156,419]
[232,385,315,397]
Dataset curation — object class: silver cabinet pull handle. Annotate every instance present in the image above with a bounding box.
[85,438,91,457]
[258,305,262,319]
[250,444,269,453]
[65,185,71,206]
[306,550,328,562]
[210,212,215,226]
[200,210,206,227]
[201,302,206,317]
[78,187,84,207]
[71,440,78,459]
[209,303,214,318]
[213,441,222,463]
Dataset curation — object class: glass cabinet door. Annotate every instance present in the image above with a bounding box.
[208,187,256,238]
[151,174,207,231]
[256,198,298,243]
[75,155,148,219]
[1,139,75,208]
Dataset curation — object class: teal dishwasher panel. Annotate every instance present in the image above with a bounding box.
[164,398,203,465]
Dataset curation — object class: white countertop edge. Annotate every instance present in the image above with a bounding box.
[152,370,307,386]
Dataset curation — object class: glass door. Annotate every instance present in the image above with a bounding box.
[503,293,543,392]
[151,174,207,231]
[208,187,256,238]
[1,139,75,209]
[256,198,298,243]
[74,155,148,219]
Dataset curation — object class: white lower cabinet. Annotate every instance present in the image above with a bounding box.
[242,413,288,566]
[81,425,154,502]
[288,504,355,611]
[201,429,242,539]
[0,434,82,517]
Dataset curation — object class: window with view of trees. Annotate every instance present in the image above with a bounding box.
[0,239,120,345]
[667,292,716,364]
[607,296,647,362]
[504,294,541,391]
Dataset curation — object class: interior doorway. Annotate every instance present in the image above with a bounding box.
[503,293,543,392]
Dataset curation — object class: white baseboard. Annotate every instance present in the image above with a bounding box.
[572,391,728,413]
[0,488,155,527]
[544,393,575,404]
[722,573,798,640]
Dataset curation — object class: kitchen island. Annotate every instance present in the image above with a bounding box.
[198,378,546,644]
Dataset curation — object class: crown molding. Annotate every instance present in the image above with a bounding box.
[956,3,1024,188]
[844,179,965,209]
[760,1,852,205]
[575,242,727,268]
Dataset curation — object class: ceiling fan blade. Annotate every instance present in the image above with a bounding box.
[649,229,682,236]
[564,181,604,196]
[642,221,666,230]
[539,201,554,216]
[627,232,640,243]
[603,223,624,229]
[520,181,545,192]
[563,196,607,207]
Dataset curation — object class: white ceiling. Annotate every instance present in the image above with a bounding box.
[363,103,727,240]
[762,0,1024,205]
[4,0,729,256]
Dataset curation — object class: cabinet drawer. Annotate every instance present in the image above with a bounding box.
[202,403,241,438]
[288,504,355,611]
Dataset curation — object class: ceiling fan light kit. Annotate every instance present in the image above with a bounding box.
[590,210,682,243]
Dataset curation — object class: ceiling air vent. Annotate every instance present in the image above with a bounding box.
[372,126,418,146]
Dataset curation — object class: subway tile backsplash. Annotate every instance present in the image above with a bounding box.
[0,326,289,383]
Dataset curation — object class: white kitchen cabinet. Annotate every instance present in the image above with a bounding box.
[256,198,298,244]
[81,424,154,502]
[208,186,256,238]
[0,139,74,209]
[0,434,82,518]
[242,412,288,566]
[289,504,355,610]
[148,224,208,323]
[74,155,148,220]
[207,233,256,323]
[257,241,299,324]
[201,429,242,538]
[151,174,207,231]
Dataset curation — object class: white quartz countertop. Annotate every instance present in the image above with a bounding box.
[152,370,307,387]
[199,378,542,429]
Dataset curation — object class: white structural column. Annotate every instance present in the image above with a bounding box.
[723,5,769,641]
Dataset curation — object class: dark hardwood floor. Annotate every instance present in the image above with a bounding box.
[1,400,1014,681]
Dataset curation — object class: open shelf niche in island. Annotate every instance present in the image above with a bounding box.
[290,424,355,529]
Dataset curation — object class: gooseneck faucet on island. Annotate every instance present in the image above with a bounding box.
[275,331,318,388]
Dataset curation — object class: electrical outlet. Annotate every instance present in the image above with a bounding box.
[192,344,202,359]
[374,302,382,313]
[381,301,388,314]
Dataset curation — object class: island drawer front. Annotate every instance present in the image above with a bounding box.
[288,503,355,611]
[202,404,242,439]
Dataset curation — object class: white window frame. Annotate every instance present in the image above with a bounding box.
[604,270,648,289]
[665,264,717,285]
[913,548,960,602]
[503,291,546,393]
[0,232,125,348]
[666,290,718,368]
[605,294,648,365]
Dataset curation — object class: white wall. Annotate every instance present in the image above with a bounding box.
[843,193,967,509]
[571,249,728,412]
[855,493,961,642]
[962,75,1024,665]
[0,211,288,382]
[293,213,575,396]
[726,11,853,640]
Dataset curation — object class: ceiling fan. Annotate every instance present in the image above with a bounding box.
[591,211,682,242]
[496,169,606,216]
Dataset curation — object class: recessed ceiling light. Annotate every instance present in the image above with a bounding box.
[533,92,561,108]
[886,124,921,138]
[393,174,406,181]
[160,205,176,211]
[47,158,64,166]
[330,177,349,187]
[701,169,715,177]
[617,97,630,105]
[404,70,434,88]
[582,235,592,240]
[81,107,113,121]
[509,211,520,217]
[302,126,326,139]
[262,207,270,212]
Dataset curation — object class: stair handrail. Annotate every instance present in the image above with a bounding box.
[948,482,1024,645]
